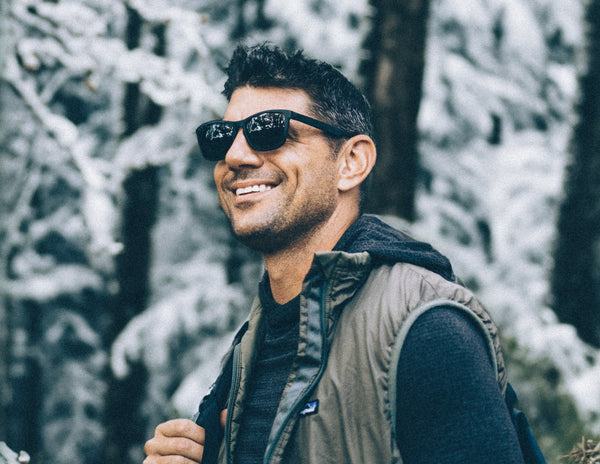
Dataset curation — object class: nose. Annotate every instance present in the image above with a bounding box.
[223,129,263,169]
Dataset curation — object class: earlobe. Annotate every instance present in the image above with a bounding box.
[337,135,376,192]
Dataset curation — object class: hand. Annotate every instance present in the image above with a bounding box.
[143,419,206,463]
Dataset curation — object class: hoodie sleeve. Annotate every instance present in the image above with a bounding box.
[395,306,525,464]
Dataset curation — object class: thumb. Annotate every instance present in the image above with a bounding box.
[220,409,228,428]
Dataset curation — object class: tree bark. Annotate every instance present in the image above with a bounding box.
[364,0,431,221]
[552,0,600,348]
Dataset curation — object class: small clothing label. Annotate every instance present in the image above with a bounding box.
[299,399,319,416]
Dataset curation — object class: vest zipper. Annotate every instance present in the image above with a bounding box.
[263,280,330,463]
[225,343,241,464]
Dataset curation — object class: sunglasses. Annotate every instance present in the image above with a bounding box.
[195,109,353,161]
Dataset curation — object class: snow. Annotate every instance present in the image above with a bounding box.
[111,260,240,377]
[7,265,104,302]
[171,335,235,414]
[263,0,372,78]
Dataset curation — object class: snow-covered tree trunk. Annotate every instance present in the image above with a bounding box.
[102,7,165,461]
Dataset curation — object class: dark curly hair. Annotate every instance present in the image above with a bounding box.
[223,43,374,141]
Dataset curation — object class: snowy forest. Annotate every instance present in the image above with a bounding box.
[1,0,600,463]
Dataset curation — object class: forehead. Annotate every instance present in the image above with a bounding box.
[224,86,313,121]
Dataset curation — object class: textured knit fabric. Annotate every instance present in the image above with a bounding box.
[334,215,455,281]
[233,279,300,464]
[397,306,524,463]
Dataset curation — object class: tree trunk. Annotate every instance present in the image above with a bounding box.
[551,0,600,348]
[102,7,163,462]
[363,0,431,221]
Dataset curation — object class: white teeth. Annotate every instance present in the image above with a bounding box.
[236,184,272,196]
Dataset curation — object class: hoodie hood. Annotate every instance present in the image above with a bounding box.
[333,215,455,282]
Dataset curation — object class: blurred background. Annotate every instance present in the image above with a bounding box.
[1,0,599,462]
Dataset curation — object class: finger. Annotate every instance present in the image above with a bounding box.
[220,409,228,429]
[143,454,201,464]
[145,435,204,462]
[144,419,206,462]
[157,419,206,445]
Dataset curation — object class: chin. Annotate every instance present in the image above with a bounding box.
[235,230,288,254]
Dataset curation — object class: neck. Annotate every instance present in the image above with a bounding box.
[263,210,357,304]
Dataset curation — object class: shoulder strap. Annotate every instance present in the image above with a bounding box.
[505,383,547,464]
[193,321,249,464]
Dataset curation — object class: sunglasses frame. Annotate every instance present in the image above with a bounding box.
[196,109,354,161]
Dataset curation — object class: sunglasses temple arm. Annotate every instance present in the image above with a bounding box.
[289,112,352,138]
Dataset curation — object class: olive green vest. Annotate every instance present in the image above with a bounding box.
[219,252,507,463]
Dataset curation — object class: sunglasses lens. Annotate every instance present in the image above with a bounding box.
[197,122,236,160]
[245,112,288,151]
[196,111,290,160]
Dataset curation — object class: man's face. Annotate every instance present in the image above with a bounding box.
[213,86,341,254]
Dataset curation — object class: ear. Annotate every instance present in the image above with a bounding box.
[336,135,376,192]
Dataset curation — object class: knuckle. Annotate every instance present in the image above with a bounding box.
[172,437,195,455]
[169,418,192,436]
[144,438,155,455]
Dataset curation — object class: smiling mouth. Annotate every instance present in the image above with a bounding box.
[235,184,274,196]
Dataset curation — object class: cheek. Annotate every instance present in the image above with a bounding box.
[213,164,227,191]
[213,164,223,184]
[213,166,229,205]
[300,160,338,193]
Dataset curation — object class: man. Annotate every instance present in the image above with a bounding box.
[144,44,526,463]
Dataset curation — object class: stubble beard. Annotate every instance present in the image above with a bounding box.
[227,194,338,256]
